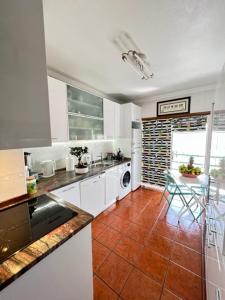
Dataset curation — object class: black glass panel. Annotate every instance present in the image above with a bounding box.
[0,194,77,264]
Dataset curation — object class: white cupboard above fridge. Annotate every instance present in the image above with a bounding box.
[48,77,68,142]
[120,103,142,139]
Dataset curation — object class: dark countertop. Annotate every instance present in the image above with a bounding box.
[0,158,131,211]
[0,158,131,290]
[0,197,93,291]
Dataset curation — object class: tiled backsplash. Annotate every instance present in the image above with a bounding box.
[25,139,131,173]
[25,140,114,173]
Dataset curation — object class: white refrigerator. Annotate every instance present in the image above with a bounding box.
[131,121,142,191]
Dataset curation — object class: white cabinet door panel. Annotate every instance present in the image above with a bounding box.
[104,99,115,139]
[105,167,119,206]
[48,76,68,142]
[51,182,80,208]
[115,103,121,138]
[80,174,105,216]
[0,0,51,150]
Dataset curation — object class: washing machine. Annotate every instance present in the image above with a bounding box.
[118,162,131,200]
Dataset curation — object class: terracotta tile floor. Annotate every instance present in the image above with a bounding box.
[92,187,204,300]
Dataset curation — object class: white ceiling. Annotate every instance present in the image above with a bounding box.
[43,0,225,102]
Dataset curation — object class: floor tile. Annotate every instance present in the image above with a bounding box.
[114,236,143,265]
[177,218,202,234]
[171,242,202,276]
[165,262,202,300]
[113,205,140,222]
[120,268,162,300]
[159,207,179,227]
[93,275,118,300]
[125,222,150,244]
[161,288,181,300]
[96,252,133,294]
[153,221,178,241]
[96,211,118,226]
[135,247,169,284]
[92,188,205,300]
[92,220,108,239]
[92,240,111,273]
[133,211,157,229]
[96,226,122,250]
[145,232,173,259]
[176,229,202,253]
[109,214,131,233]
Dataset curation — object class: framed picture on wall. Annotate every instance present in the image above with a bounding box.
[157,97,191,117]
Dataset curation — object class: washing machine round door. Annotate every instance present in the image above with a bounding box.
[121,170,131,188]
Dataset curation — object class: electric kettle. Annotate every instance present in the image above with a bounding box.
[40,160,56,178]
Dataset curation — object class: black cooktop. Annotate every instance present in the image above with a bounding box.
[0,194,77,264]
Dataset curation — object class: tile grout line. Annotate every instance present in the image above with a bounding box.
[94,274,121,298]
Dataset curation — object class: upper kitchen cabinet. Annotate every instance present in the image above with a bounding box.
[104,98,115,139]
[131,103,142,122]
[104,99,122,139]
[67,85,104,140]
[0,0,51,150]
[121,103,142,138]
[48,77,68,142]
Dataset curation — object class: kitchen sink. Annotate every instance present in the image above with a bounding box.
[93,161,114,168]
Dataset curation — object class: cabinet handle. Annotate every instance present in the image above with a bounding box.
[62,186,75,192]
[216,288,221,300]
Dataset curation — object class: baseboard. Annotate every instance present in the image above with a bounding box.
[141,182,164,192]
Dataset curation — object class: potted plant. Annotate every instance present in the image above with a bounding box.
[179,156,202,178]
[70,146,89,174]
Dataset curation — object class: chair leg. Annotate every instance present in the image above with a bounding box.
[179,194,196,221]
[159,188,166,204]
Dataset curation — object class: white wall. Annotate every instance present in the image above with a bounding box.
[137,85,225,118]
[26,140,116,173]
[0,150,26,202]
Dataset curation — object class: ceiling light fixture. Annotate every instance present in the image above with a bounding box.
[122,50,154,80]
[113,32,154,80]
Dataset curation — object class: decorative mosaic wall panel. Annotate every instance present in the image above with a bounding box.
[142,115,208,186]
[142,119,172,186]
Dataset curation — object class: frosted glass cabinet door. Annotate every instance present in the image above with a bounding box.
[69,115,104,140]
[67,85,104,140]
[67,85,103,118]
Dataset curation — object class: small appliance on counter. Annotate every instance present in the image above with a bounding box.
[24,152,32,175]
[40,160,56,178]
[65,155,75,172]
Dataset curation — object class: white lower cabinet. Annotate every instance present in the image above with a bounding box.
[0,225,93,300]
[105,167,119,207]
[51,182,80,208]
[80,173,105,216]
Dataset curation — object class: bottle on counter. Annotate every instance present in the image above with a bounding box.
[26,176,37,195]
